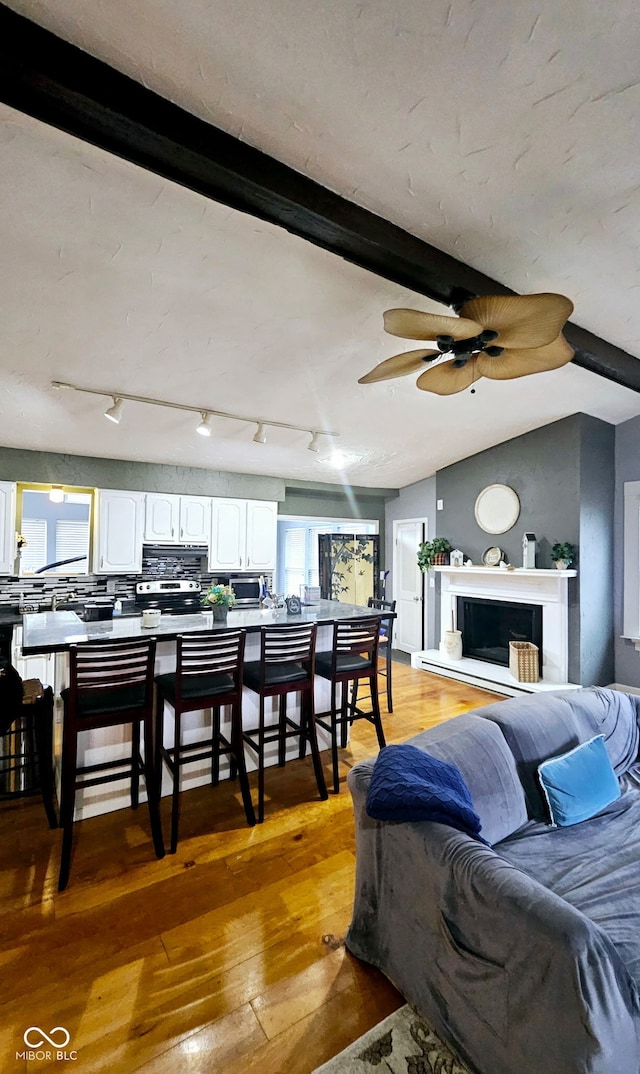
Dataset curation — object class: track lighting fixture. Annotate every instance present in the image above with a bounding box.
[52,382,338,450]
[49,485,65,503]
[104,397,124,424]
[196,412,213,437]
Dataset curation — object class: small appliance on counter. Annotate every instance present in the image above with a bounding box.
[83,602,114,622]
[228,576,262,607]
[135,579,202,616]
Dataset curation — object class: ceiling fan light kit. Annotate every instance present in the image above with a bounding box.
[359,292,575,395]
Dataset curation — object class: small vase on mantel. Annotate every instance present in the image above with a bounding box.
[212,605,228,622]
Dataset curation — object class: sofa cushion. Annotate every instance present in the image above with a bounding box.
[538,735,621,827]
[400,713,528,845]
[475,688,640,821]
[365,744,483,837]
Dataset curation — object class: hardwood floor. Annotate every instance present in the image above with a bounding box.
[0,665,505,1073]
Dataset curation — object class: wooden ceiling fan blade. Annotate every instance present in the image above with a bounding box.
[358,349,439,383]
[383,308,482,341]
[416,357,480,395]
[477,334,574,380]
[459,293,574,349]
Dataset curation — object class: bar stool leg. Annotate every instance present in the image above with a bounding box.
[257,695,266,824]
[329,678,340,795]
[131,717,140,810]
[370,674,386,750]
[58,723,79,892]
[154,693,165,802]
[170,710,182,854]
[303,687,328,802]
[340,682,350,749]
[34,688,58,829]
[225,705,238,782]
[212,707,221,786]
[142,712,165,859]
[231,699,256,827]
[278,696,287,767]
[386,654,393,713]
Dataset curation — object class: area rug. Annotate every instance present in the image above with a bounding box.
[313,1004,472,1073]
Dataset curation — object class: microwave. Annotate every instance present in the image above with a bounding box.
[228,576,262,606]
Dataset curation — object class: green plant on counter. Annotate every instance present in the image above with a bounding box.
[417,537,453,572]
[550,542,577,567]
[201,584,236,608]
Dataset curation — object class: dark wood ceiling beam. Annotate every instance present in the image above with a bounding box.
[1,3,639,393]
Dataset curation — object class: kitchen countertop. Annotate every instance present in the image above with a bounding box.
[21,600,395,655]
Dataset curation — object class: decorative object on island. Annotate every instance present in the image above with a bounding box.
[551,542,577,570]
[522,532,537,569]
[201,584,236,621]
[509,640,539,683]
[285,595,302,614]
[417,538,453,572]
[474,484,520,534]
[358,292,574,395]
[449,548,464,567]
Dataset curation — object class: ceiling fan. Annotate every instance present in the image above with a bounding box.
[358,293,574,395]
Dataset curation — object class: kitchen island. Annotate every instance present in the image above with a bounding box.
[22,600,393,819]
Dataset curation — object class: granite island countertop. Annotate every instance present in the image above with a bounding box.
[21,599,394,655]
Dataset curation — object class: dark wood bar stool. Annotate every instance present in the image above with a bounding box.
[155,628,255,853]
[58,638,165,891]
[242,622,328,823]
[315,616,385,794]
[350,598,397,713]
[0,675,57,829]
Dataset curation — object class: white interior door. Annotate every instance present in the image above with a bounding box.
[393,518,426,653]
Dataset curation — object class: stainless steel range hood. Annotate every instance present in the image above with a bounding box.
[143,544,208,559]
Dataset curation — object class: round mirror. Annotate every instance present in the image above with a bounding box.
[474,484,520,534]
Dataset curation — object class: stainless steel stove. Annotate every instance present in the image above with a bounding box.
[135,579,202,615]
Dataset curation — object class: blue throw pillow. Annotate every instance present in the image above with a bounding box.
[537,734,621,827]
[366,743,483,838]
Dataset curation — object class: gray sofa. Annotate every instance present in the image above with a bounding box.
[346,687,640,1074]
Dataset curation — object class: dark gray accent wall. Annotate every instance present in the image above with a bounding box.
[384,475,437,649]
[435,414,614,686]
[614,414,640,688]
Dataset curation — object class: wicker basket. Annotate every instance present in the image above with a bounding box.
[509,641,539,683]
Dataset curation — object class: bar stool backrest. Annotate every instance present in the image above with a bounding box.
[332,616,380,672]
[69,638,156,714]
[259,622,317,685]
[175,629,246,701]
[367,598,396,646]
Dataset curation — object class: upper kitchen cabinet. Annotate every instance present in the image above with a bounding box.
[209,499,277,572]
[0,481,16,574]
[94,489,145,573]
[144,494,211,544]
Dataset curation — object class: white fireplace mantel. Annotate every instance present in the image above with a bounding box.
[435,565,577,685]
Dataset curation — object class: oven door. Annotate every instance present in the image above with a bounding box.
[229,577,261,605]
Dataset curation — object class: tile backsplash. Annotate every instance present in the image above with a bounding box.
[0,549,272,611]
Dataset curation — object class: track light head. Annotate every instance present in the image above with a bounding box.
[253,422,267,444]
[308,431,321,453]
[104,397,124,424]
[49,485,65,503]
[196,412,213,437]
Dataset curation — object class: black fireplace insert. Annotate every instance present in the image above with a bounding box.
[457,596,543,673]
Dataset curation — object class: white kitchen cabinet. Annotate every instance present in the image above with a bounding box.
[0,481,16,574]
[179,496,211,543]
[245,500,278,571]
[209,498,277,572]
[12,624,54,686]
[144,493,180,542]
[94,489,145,573]
[209,498,246,571]
[144,494,210,544]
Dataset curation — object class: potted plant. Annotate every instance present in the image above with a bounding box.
[417,537,453,572]
[201,583,236,620]
[550,542,577,570]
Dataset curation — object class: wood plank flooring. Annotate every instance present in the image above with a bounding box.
[0,665,504,1073]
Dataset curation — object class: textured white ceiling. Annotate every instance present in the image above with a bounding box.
[1,0,639,488]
